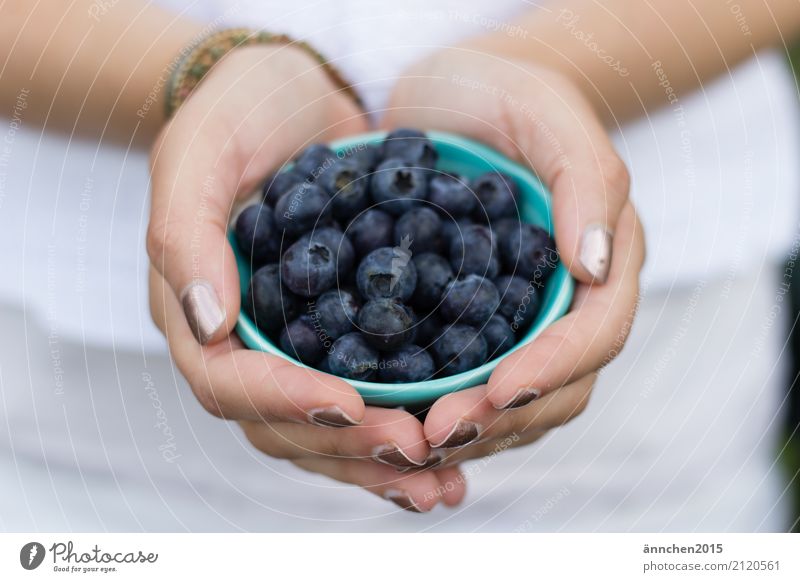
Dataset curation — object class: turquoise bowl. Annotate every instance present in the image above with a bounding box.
[231,130,574,406]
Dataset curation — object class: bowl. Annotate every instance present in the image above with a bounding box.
[231,130,574,406]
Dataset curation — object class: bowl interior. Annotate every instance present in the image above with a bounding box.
[232,130,574,406]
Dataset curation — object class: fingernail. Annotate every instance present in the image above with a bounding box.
[308,406,361,428]
[181,280,225,345]
[580,224,613,283]
[373,442,425,468]
[383,489,425,513]
[430,419,482,448]
[495,388,541,410]
[396,450,446,473]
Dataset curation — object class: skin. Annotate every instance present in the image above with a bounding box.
[1,0,798,512]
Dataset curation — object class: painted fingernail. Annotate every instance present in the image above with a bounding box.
[307,406,361,428]
[181,280,225,345]
[495,388,541,410]
[373,442,425,468]
[580,224,613,283]
[383,489,425,513]
[396,450,446,473]
[430,419,482,448]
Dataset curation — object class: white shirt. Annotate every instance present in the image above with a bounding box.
[0,0,797,350]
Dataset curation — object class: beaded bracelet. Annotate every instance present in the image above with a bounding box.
[164,27,362,118]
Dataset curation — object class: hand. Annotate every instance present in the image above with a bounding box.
[382,48,645,463]
[147,45,465,512]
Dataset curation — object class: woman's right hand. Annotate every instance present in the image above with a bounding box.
[147,44,466,512]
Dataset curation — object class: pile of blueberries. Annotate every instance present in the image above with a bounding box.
[234,129,558,384]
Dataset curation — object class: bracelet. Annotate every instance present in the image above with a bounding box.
[164,27,362,118]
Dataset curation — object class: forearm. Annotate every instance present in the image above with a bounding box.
[0,0,203,144]
[467,0,800,123]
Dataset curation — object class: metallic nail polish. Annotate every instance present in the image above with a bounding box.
[580,224,613,283]
[496,388,541,410]
[430,419,482,448]
[307,406,361,428]
[383,489,424,513]
[180,280,225,345]
[373,442,424,468]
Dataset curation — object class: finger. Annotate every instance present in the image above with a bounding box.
[523,75,631,285]
[424,376,596,448]
[240,407,431,467]
[292,457,464,513]
[146,49,367,346]
[434,465,468,507]
[431,429,548,467]
[486,202,644,408]
[150,267,365,425]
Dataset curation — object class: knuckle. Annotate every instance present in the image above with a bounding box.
[192,383,226,420]
[146,217,183,266]
[598,155,631,200]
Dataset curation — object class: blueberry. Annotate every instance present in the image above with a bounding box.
[346,209,395,257]
[428,173,475,218]
[327,332,379,380]
[309,289,360,340]
[449,224,500,278]
[293,144,337,181]
[414,312,445,348]
[298,226,355,279]
[499,223,558,284]
[280,315,325,365]
[234,203,280,266]
[482,315,515,359]
[380,128,437,169]
[411,252,454,311]
[357,298,416,350]
[356,247,417,301]
[494,274,540,331]
[262,169,305,206]
[281,238,337,297]
[318,157,370,222]
[441,217,475,248]
[393,207,442,255]
[378,345,435,383]
[471,172,519,222]
[344,143,381,173]
[246,264,300,333]
[440,274,500,327]
[371,158,428,216]
[490,217,521,246]
[274,182,332,238]
[431,324,487,376]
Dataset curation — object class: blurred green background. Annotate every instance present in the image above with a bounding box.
[782,43,800,532]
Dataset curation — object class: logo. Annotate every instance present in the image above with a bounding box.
[389,235,413,292]
[20,542,45,570]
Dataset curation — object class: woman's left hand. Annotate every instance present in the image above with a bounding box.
[381,47,646,462]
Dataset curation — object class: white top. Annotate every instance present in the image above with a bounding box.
[0,0,798,351]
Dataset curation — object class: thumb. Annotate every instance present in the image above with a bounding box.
[147,118,242,345]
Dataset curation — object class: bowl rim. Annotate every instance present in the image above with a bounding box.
[234,130,575,404]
